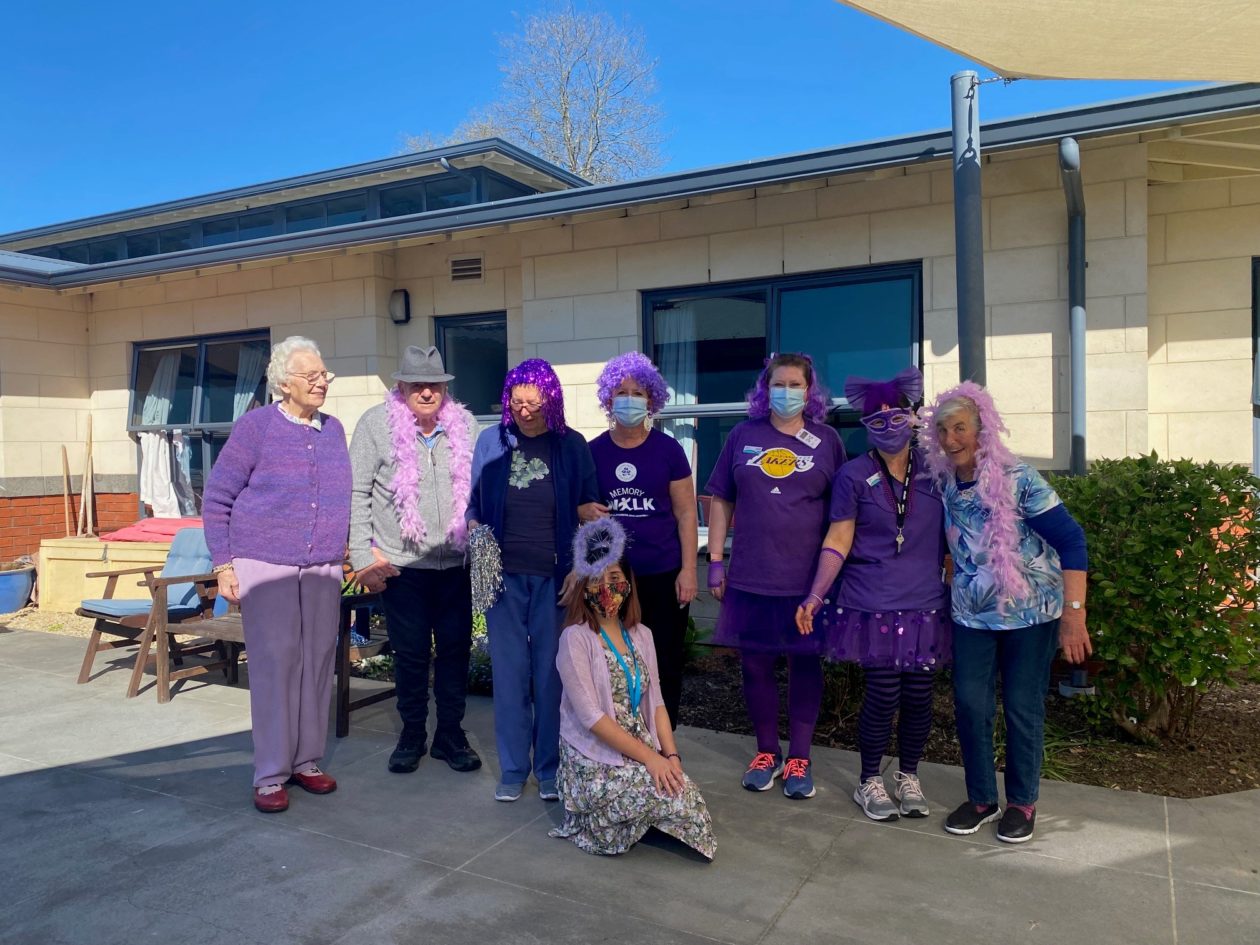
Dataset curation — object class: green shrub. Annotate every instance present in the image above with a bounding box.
[1051,454,1259,741]
[468,611,493,694]
[683,617,712,668]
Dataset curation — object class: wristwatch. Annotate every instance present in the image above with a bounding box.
[1067,600,1083,610]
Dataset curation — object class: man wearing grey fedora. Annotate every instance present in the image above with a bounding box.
[349,345,482,774]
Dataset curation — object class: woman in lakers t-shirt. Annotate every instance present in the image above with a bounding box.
[705,353,846,801]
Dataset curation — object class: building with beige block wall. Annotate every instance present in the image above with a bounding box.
[2,86,1259,565]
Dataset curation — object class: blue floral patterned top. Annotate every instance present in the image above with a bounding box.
[940,463,1064,630]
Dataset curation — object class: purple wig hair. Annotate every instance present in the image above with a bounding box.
[747,352,831,423]
[595,352,670,417]
[920,380,1029,604]
[844,366,924,417]
[500,358,567,434]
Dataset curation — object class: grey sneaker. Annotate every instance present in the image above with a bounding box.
[741,752,783,792]
[538,778,559,802]
[893,771,930,818]
[494,781,525,802]
[853,776,900,821]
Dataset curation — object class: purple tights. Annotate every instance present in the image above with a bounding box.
[740,652,824,759]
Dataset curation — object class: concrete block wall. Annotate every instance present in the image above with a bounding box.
[1147,176,1259,464]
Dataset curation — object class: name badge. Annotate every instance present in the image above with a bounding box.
[866,473,882,487]
[795,428,821,450]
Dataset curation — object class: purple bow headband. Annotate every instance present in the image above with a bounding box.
[843,366,924,418]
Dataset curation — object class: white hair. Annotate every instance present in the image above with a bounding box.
[266,335,322,395]
[933,395,980,430]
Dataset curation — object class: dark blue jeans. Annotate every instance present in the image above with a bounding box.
[381,565,473,741]
[951,619,1059,807]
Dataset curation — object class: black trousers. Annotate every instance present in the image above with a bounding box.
[635,567,690,729]
[380,565,473,739]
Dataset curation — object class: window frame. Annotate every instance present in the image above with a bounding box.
[434,310,509,423]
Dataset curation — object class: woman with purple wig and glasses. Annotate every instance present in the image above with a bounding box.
[589,352,698,729]
[796,367,949,823]
[705,353,846,801]
[923,382,1091,844]
[468,358,605,803]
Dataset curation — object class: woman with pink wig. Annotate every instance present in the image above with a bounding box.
[589,352,698,728]
[705,353,846,801]
[923,382,1092,843]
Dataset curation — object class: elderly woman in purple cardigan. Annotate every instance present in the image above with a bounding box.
[204,336,352,814]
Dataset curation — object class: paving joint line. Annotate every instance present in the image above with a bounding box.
[1164,796,1178,945]
[754,808,854,944]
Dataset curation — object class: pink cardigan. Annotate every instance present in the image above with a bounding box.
[556,622,666,767]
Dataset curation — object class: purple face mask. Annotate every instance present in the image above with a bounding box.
[862,407,914,453]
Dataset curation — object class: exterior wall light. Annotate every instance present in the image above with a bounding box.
[389,289,411,325]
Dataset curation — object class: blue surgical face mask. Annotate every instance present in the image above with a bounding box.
[611,395,649,427]
[769,386,806,419]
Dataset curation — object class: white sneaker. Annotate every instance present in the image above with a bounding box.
[853,776,900,821]
[893,770,929,818]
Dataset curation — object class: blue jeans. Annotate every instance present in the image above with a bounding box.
[951,619,1059,807]
[485,572,564,785]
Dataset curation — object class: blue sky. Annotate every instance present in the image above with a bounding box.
[2,1,1187,233]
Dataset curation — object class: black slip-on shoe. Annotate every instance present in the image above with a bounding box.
[944,801,1001,835]
[996,805,1036,843]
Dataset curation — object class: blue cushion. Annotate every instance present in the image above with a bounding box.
[80,526,214,618]
[80,599,201,621]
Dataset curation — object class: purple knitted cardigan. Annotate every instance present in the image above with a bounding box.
[203,404,352,568]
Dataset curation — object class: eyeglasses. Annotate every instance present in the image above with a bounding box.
[289,371,336,385]
[509,399,544,411]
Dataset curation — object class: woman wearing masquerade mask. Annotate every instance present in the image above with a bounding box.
[589,353,698,729]
[923,382,1091,844]
[796,367,949,822]
[552,518,716,859]
[705,353,846,801]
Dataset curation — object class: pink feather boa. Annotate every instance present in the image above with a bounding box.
[385,388,474,550]
[920,380,1030,606]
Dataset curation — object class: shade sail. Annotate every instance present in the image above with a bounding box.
[839,1,1260,82]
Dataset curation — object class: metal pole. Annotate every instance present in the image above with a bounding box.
[1060,137,1087,475]
[952,70,986,386]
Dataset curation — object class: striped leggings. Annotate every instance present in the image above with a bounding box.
[859,668,936,782]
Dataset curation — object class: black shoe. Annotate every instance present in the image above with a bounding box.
[944,801,1001,835]
[430,729,482,772]
[388,735,427,773]
[996,805,1036,843]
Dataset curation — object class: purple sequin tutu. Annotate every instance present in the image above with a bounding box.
[713,586,823,655]
[819,605,951,671]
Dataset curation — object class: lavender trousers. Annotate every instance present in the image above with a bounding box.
[235,558,342,788]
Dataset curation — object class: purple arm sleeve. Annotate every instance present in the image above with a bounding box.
[805,547,845,606]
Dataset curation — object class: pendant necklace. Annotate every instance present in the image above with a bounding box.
[871,449,912,555]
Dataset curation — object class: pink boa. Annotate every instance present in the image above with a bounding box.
[920,380,1030,605]
[385,388,474,550]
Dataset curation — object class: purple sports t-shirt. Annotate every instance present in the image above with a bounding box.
[830,449,948,612]
[591,429,692,575]
[706,417,846,596]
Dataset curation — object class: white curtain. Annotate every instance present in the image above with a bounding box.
[138,352,191,518]
[233,342,268,419]
[657,303,699,480]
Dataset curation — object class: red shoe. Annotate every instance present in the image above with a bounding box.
[253,785,289,813]
[288,767,337,795]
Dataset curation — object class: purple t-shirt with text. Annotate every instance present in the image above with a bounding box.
[705,417,846,596]
[830,449,948,612]
[591,429,692,575]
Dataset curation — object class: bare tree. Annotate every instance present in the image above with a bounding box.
[404,5,665,183]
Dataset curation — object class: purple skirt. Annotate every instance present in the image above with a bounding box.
[819,605,951,671]
[713,587,823,656]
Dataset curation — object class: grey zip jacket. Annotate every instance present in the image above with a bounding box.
[348,400,478,571]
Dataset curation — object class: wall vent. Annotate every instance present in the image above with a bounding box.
[449,254,484,282]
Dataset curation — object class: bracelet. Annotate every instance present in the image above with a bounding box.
[663,752,680,761]
[212,563,234,574]
[806,593,824,606]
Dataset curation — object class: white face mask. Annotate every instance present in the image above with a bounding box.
[611,395,649,427]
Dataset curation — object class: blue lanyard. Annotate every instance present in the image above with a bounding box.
[599,625,642,717]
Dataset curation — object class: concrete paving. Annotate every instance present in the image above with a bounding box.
[1,625,1257,945]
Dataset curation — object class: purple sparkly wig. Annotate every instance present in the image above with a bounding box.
[500,358,567,434]
[747,352,831,423]
[920,380,1029,604]
[595,352,670,417]
[844,366,923,417]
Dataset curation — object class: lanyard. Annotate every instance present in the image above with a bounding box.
[599,625,642,717]
[871,449,913,555]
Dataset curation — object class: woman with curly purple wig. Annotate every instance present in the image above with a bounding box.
[588,352,697,727]
[923,382,1091,844]
[468,358,605,802]
[704,353,846,800]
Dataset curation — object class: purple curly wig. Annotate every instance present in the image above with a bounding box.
[595,352,670,417]
[920,380,1029,605]
[500,358,567,434]
[747,352,831,423]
